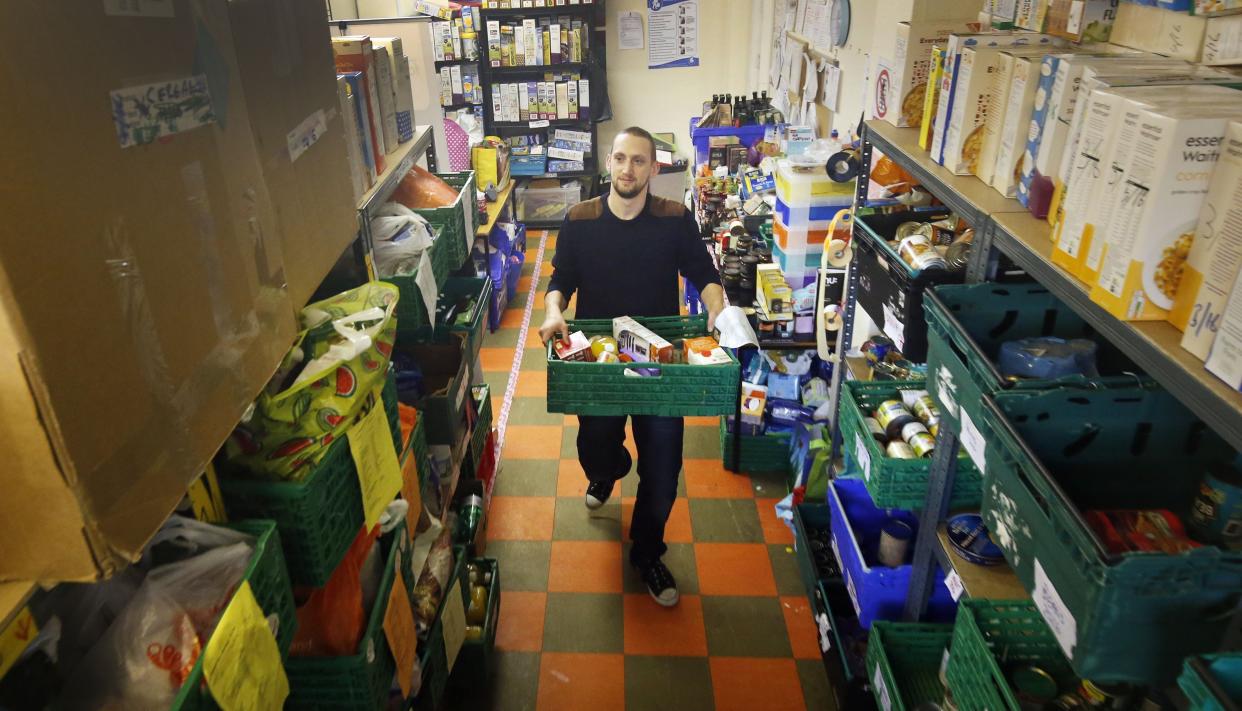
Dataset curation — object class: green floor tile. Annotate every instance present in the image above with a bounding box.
[625,656,715,711]
[508,292,529,311]
[622,542,698,595]
[486,540,551,592]
[769,544,806,596]
[537,275,550,290]
[521,347,547,371]
[482,370,511,399]
[443,650,541,711]
[485,324,521,348]
[688,499,764,543]
[701,596,793,658]
[561,426,579,459]
[553,498,622,541]
[508,396,565,426]
[542,593,624,653]
[493,459,559,497]
[521,260,534,276]
[618,468,686,498]
[748,468,790,498]
[683,425,721,458]
[797,659,837,711]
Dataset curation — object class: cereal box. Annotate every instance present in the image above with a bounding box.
[884,19,978,129]
[993,53,1042,196]
[944,46,1005,175]
[976,47,1052,186]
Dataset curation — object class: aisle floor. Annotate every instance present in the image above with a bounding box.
[454,229,835,711]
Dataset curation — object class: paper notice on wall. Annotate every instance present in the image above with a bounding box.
[804,0,832,49]
[619,11,644,50]
[802,55,819,102]
[648,0,699,69]
[821,63,841,111]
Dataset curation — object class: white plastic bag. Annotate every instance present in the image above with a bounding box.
[372,203,435,279]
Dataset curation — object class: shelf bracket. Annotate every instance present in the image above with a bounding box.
[902,428,959,622]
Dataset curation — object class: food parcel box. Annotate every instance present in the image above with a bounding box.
[882,18,977,129]
[228,0,359,309]
[0,1,297,582]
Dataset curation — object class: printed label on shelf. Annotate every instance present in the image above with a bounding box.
[816,612,832,652]
[958,408,987,475]
[873,665,893,711]
[384,571,418,697]
[945,569,965,601]
[349,402,403,529]
[547,146,585,162]
[110,75,214,148]
[934,364,960,418]
[203,582,290,710]
[286,109,328,163]
[529,119,551,128]
[442,578,468,671]
[103,0,174,17]
[414,250,438,325]
[855,432,872,481]
[0,607,37,680]
[881,304,906,352]
[846,575,862,617]
[1034,560,1078,659]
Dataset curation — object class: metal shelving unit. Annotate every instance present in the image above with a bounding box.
[356,124,437,276]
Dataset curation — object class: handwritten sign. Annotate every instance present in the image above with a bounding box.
[958,408,988,475]
[350,402,404,529]
[945,569,965,601]
[441,578,468,672]
[855,433,872,481]
[1033,560,1077,660]
[110,75,214,148]
[203,582,289,711]
[400,447,423,546]
[383,571,418,698]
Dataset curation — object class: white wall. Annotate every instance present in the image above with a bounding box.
[599,0,758,162]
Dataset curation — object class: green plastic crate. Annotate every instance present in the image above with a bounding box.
[719,417,792,474]
[1180,653,1242,711]
[545,315,740,416]
[414,546,469,711]
[924,283,1144,437]
[450,558,501,688]
[416,171,476,273]
[866,622,953,711]
[407,276,492,367]
[382,222,448,332]
[945,600,1079,711]
[793,503,835,603]
[284,523,414,710]
[169,520,298,711]
[467,384,494,478]
[397,332,471,446]
[979,386,1241,683]
[839,380,981,510]
[402,408,431,488]
[221,383,400,586]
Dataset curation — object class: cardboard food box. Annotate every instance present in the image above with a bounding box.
[884,19,978,129]
[0,0,297,582]
[613,317,674,364]
[992,53,1042,196]
[229,0,358,310]
[1203,15,1242,66]
[944,46,1005,175]
[974,47,1052,185]
[1045,0,1119,43]
[332,36,389,166]
[1091,99,1242,321]
[1206,263,1242,389]
[1111,2,1206,62]
[1175,121,1242,359]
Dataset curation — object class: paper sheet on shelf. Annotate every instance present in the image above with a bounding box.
[414,249,437,323]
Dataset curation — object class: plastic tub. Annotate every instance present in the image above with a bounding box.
[688,117,769,167]
[773,214,831,251]
[776,195,853,224]
[866,622,954,711]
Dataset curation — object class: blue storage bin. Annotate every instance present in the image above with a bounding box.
[506,250,524,299]
[689,117,771,168]
[828,478,957,629]
[511,154,547,176]
[775,196,851,224]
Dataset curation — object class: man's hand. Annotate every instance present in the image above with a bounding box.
[707,307,721,334]
[700,284,726,335]
[539,311,568,345]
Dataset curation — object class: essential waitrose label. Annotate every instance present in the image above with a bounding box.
[111,75,214,148]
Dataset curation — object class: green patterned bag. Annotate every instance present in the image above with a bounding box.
[226,282,399,481]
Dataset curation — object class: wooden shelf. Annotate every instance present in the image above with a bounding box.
[936,525,1028,600]
[476,180,516,237]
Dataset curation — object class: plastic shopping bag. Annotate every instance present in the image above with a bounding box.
[225,282,399,481]
[372,203,435,279]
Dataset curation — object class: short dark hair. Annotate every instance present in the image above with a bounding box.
[613,126,657,161]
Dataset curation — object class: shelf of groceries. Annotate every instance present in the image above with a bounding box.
[358,124,435,214]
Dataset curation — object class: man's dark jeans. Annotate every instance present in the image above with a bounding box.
[577,414,684,566]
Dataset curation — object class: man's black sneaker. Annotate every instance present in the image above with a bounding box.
[585,479,613,510]
[634,559,679,607]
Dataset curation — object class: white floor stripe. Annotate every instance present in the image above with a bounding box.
[493,229,550,472]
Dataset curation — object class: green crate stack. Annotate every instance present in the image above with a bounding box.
[382,222,448,332]
[1179,653,1242,711]
[403,409,431,489]
[407,276,492,366]
[451,558,501,688]
[865,622,954,711]
[467,384,494,478]
[414,546,469,711]
[839,380,982,510]
[792,504,832,604]
[170,520,298,711]
[719,417,792,474]
[945,599,1079,711]
[283,523,414,710]
[923,283,1145,437]
[220,379,400,587]
[980,385,1242,682]
[416,171,476,274]
[546,315,740,417]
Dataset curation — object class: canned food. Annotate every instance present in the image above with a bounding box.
[875,400,917,440]
[895,221,926,241]
[909,431,936,458]
[1011,665,1059,705]
[886,441,917,459]
[863,417,887,443]
[901,421,929,442]
[911,250,948,270]
[897,233,935,264]
[912,395,940,425]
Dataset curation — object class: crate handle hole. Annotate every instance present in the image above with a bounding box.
[1062,425,1100,457]
[1129,422,1152,456]
[988,310,1019,340]
[1040,309,1058,336]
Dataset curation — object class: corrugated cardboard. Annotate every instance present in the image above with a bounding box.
[0,0,297,582]
[229,0,359,309]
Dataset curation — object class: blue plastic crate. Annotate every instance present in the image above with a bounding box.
[689,117,771,167]
[506,250,524,299]
[511,154,547,176]
[775,195,852,224]
[828,478,957,629]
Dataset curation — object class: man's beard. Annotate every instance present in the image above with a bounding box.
[613,177,647,199]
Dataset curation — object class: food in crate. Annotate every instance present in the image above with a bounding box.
[870,390,941,459]
[552,331,593,362]
[886,217,974,272]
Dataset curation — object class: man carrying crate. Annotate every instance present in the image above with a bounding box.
[539,127,725,607]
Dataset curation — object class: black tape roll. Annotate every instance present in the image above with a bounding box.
[825,149,860,182]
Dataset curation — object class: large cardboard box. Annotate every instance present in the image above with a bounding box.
[228,0,359,310]
[0,0,297,581]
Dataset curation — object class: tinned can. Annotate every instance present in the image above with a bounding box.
[912,395,940,426]
[875,400,916,440]
[863,417,887,443]
[886,441,917,459]
[900,421,929,442]
[909,431,937,458]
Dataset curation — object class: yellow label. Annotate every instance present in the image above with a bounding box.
[203,581,289,711]
[1091,259,1168,321]
[1047,178,1066,229]
[441,578,467,672]
[0,607,37,680]
[187,463,228,524]
[349,398,403,530]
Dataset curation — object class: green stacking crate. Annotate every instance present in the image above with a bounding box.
[408,276,491,366]
[839,380,981,510]
[719,417,793,474]
[1179,653,1242,711]
[414,546,469,711]
[221,381,400,587]
[979,386,1242,683]
[403,408,431,488]
[467,384,494,478]
[382,222,448,331]
[546,315,740,416]
[946,600,1079,711]
[397,331,471,446]
[793,503,836,603]
[416,171,476,273]
[924,283,1144,437]
[170,520,298,711]
[284,523,414,710]
[450,558,501,688]
[866,622,953,711]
